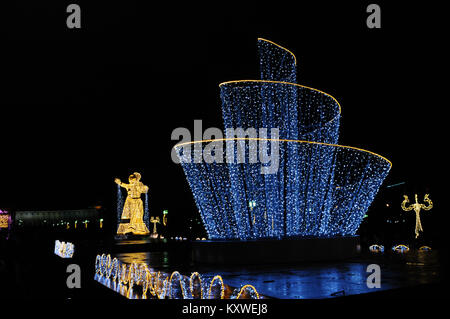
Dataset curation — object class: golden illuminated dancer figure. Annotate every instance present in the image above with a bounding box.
[401,194,433,238]
[115,172,150,235]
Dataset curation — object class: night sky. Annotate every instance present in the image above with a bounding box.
[1,1,444,231]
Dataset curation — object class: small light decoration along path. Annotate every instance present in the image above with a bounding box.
[392,244,410,253]
[95,254,102,275]
[401,194,433,238]
[120,263,129,285]
[174,38,391,240]
[128,263,136,287]
[207,275,225,299]
[111,257,120,281]
[155,276,170,299]
[54,240,75,258]
[189,272,203,299]
[235,284,260,299]
[94,254,260,299]
[105,254,112,279]
[369,244,384,253]
[168,271,188,299]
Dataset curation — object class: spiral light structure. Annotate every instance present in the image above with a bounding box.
[174,38,391,240]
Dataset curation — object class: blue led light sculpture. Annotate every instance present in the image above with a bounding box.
[175,38,391,240]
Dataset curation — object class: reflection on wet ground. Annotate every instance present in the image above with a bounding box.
[203,260,440,299]
[106,249,442,299]
[95,273,145,299]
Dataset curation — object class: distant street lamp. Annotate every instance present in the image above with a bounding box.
[150,216,160,236]
[163,210,168,226]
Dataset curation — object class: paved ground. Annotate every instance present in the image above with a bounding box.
[109,249,445,299]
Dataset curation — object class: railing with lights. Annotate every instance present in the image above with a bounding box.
[94,254,261,299]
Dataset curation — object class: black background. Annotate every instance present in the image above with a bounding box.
[1,1,445,235]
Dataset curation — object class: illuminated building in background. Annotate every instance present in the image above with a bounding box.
[174,38,391,240]
[13,208,101,230]
[0,210,10,228]
[0,209,12,239]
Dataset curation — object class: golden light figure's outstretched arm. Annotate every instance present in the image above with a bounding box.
[114,178,130,189]
[421,194,433,211]
[401,195,414,211]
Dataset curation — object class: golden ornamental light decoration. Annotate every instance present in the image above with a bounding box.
[150,216,160,236]
[115,172,150,235]
[0,210,11,234]
[0,215,9,228]
[401,194,433,238]
[162,210,168,226]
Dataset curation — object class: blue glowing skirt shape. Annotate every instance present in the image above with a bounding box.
[174,39,391,240]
